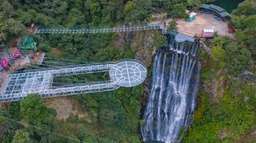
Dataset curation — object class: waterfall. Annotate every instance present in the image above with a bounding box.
[141,33,200,143]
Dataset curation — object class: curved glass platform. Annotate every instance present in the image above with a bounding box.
[109,61,147,87]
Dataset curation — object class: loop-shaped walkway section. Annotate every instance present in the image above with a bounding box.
[0,60,147,102]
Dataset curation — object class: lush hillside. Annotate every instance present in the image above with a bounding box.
[0,0,255,143]
[183,0,256,142]
[0,0,194,142]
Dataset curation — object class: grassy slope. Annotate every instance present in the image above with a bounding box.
[183,49,256,143]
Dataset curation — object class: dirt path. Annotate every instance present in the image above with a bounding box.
[44,97,89,121]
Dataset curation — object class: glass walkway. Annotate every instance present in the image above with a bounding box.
[0,60,147,102]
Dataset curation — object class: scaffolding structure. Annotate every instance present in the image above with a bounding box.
[0,60,147,102]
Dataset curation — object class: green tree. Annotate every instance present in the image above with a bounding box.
[167,4,188,18]
[20,95,56,126]
[167,20,177,31]
[225,42,252,75]
[211,37,227,70]
[124,1,136,15]
[232,0,256,16]
[20,95,57,142]
[0,1,15,18]
[232,0,256,60]
[11,129,31,143]
[124,0,152,23]
[212,46,226,70]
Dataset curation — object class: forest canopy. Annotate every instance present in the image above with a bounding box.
[0,0,255,143]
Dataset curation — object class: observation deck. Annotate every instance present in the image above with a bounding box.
[0,60,147,102]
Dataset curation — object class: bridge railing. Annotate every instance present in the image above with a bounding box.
[34,25,162,34]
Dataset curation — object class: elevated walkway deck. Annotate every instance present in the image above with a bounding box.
[35,25,162,34]
[0,60,147,102]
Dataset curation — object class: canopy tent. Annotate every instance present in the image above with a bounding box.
[18,36,37,51]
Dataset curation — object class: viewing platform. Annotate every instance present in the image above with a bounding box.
[0,60,147,102]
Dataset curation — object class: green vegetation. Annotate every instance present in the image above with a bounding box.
[52,72,109,87]
[11,129,31,143]
[210,36,252,76]
[167,20,177,31]
[232,0,256,61]
[183,0,256,142]
[184,81,256,143]
[0,0,165,142]
[0,0,255,143]
[0,95,57,143]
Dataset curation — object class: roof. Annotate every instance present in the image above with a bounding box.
[219,12,230,18]
[175,33,195,43]
[200,4,210,9]
[209,4,225,12]
[19,36,37,50]
[0,57,9,69]
[200,4,231,19]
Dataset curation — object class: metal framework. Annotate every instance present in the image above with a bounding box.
[35,25,163,34]
[0,60,147,102]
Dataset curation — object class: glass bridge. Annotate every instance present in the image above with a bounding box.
[0,60,147,102]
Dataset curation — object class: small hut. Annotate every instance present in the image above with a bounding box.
[18,36,37,52]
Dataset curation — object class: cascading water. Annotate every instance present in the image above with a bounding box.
[141,32,200,143]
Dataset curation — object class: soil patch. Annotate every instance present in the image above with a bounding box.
[44,97,88,121]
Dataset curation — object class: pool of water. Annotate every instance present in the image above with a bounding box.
[210,0,244,13]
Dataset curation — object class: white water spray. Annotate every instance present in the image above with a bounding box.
[141,33,200,143]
